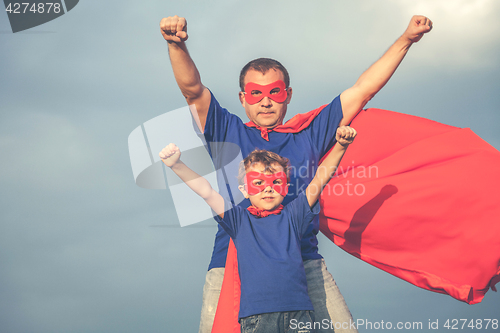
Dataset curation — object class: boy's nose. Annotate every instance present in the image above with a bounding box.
[264,185,274,192]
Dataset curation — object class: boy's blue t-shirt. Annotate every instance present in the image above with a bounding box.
[215,192,320,319]
[203,92,343,270]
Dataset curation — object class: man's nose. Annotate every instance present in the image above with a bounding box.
[260,96,272,106]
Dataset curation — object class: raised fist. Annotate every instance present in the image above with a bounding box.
[160,15,188,43]
[336,126,357,147]
[159,143,181,167]
[403,15,433,43]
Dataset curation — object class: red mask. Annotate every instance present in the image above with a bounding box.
[244,171,288,196]
[244,80,288,105]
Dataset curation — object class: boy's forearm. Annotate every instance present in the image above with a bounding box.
[316,144,348,186]
[170,160,215,199]
[168,160,224,217]
[305,144,347,206]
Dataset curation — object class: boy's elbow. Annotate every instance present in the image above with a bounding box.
[200,187,216,201]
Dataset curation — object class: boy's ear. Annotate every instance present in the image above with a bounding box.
[238,185,249,199]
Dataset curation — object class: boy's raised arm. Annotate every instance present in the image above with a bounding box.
[160,143,225,217]
[160,16,211,131]
[305,126,357,207]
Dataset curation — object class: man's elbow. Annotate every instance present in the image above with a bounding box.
[183,88,203,102]
[354,82,376,105]
[184,85,208,104]
[341,99,369,125]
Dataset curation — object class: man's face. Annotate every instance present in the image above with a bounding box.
[239,69,292,129]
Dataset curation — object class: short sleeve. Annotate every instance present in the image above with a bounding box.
[203,91,243,156]
[304,95,343,157]
[285,192,321,235]
[213,199,244,239]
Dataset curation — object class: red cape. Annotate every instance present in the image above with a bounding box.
[211,108,500,333]
[245,104,326,140]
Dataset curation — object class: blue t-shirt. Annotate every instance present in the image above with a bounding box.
[204,92,343,270]
[215,192,320,319]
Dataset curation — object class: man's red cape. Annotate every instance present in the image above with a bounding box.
[211,108,500,333]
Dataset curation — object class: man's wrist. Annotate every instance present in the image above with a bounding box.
[397,34,414,49]
[167,40,186,49]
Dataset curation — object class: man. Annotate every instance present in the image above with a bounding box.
[160,14,432,333]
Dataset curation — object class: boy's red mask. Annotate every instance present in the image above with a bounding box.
[244,80,288,105]
[244,171,288,196]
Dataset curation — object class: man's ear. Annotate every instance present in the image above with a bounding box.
[238,91,246,107]
[238,185,249,199]
[285,87,293,105]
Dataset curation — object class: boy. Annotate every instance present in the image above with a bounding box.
[159,126,356,332]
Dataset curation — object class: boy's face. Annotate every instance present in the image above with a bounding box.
[238,69,292,129]
[238,162,287,211]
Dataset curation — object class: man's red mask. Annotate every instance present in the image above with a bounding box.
[244,80,288,105]
[244,171,288,196]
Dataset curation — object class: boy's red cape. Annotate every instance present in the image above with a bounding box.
[211,108,500,333]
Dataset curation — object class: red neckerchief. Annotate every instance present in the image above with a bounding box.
[245,104,328,141]
[247,204,283,218]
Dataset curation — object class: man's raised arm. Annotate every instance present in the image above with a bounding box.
[339,15,433,126]
[160,15,211,131]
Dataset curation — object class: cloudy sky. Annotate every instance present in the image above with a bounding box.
[1,1,499,332]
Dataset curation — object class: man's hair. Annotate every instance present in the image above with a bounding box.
[237,149,290,185]
[239,58,290,91]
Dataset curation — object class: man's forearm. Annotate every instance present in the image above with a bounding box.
[339,37,411,126]
[168,42,205,101]
[353,36,412,102]
[161,15,211,130]
[340,15,432,126]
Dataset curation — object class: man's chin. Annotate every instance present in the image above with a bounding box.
[256,119,280,129]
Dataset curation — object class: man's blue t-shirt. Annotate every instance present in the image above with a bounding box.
[203,92,343,270]
[215,192,320,319]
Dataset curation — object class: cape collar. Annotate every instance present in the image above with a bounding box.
[244,104,327,141]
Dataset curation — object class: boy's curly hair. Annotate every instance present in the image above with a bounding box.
[237,149,290,185]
